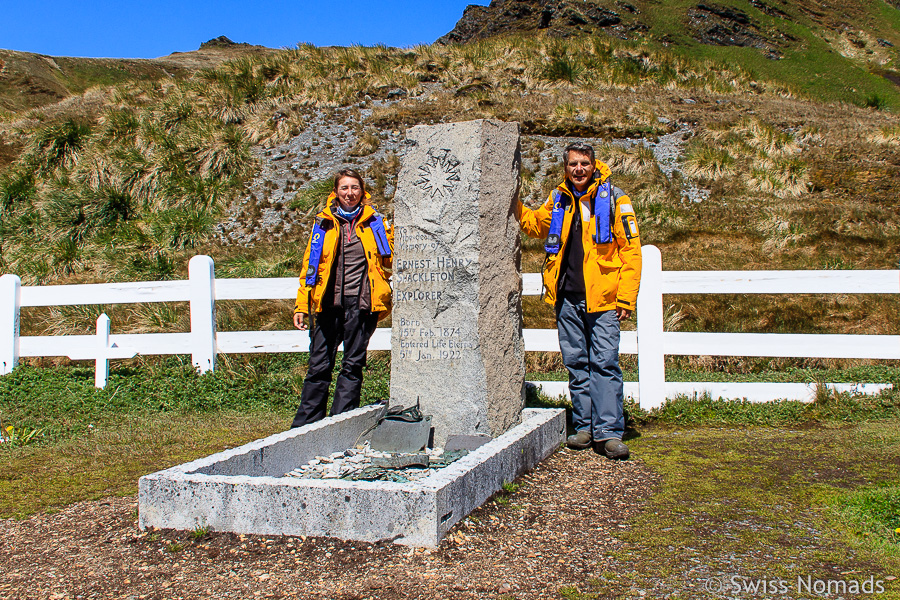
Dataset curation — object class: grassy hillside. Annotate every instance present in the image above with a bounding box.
[0,45,275,117]
[0,29,897,372]
[631,0,900,109]
[441,0,900,109]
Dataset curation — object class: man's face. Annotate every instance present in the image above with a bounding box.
[565,151,595,192]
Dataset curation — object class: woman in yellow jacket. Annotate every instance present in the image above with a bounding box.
[291,169,393,427]
[517,142,641,459]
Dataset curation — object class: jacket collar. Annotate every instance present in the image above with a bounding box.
[322,191,374,222]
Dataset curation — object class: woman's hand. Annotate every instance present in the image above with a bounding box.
[294,312,308,331]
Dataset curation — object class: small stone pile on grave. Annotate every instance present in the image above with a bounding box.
[285,442,468,483]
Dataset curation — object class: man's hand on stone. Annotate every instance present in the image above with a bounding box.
[294,312,308,331]
[616,307,632,321]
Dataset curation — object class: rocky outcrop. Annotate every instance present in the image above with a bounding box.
[199,36,252,50]
[437,0,796,59]
[687,3,787,59]
[437,0,638,44]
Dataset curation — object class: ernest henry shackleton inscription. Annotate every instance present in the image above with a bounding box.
[391,119,525,446]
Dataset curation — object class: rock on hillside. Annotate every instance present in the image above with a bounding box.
[438,0,898,63]
[198,36,255,50]
[437,0,639,44]
[437,0,788,50]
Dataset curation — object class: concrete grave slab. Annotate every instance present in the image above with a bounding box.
[139,405,564,547]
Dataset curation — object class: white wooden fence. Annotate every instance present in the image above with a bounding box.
[1,246,897,409]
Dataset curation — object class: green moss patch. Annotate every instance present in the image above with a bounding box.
[578,423,900,598]
[839,485,900,554]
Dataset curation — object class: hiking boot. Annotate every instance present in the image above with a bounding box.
[597,438,630,460]
[566,430,592,450]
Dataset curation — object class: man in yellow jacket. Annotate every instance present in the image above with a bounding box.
[518,142,641,459]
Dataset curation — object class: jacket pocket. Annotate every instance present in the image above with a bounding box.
[369,271,393,311]
[584,259,619,310]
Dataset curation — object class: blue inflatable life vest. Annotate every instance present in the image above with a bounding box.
[544,181,615,255]
[544,190,565,254]
[368,214,392,258]
[305,218,328,285]
[592,180,613,245]
[305,212,391,286]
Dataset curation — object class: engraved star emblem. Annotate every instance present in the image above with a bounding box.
[414,149,461,198]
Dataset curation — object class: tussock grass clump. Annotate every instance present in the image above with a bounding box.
[684,117,810,198]
[541,45,583,83]
[133,302,188,333]
[756,203,809,250]
[30,118,93,173]
[871,124,900,144]
[349,129,380,157]
[683,143,735,180]
[289,178,333,214]
[215,248,305,279]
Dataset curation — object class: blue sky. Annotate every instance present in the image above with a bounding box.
[0,1,490,58]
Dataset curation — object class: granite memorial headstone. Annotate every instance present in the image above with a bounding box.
[390,119,525,446]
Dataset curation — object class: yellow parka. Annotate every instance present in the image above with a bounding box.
[294,194,394,319]
[517,160,642,313]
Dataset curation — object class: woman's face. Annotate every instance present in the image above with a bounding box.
[336,176,363,211]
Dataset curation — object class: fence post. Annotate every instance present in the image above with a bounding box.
[95,313,110,389]
[1,274,21,376]
[189,255,217,374]
[637,245,665,410]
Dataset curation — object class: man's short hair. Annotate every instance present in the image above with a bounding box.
[563,142,595,164]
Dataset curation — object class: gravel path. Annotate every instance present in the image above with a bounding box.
[1,447,656,600]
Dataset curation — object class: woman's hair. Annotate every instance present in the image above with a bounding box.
[333,168,366,197]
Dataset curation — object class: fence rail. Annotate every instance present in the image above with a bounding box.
[2,246,898,408]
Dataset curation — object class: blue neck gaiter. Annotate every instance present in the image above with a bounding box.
[335,204,362,220]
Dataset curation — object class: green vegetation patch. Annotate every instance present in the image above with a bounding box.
[581,423,900,597]
[0,358,299,442]
[0,353,392,444]
[839,485,900,553]
[636,387,900,427]
[528,363,900,427]
[53,59,167,94]
[0,353,392,518]
[636,0,900,109]
[0,410,285,519]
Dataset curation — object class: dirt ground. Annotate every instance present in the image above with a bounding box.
[1,446,655,600]
[3,425,899,600]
